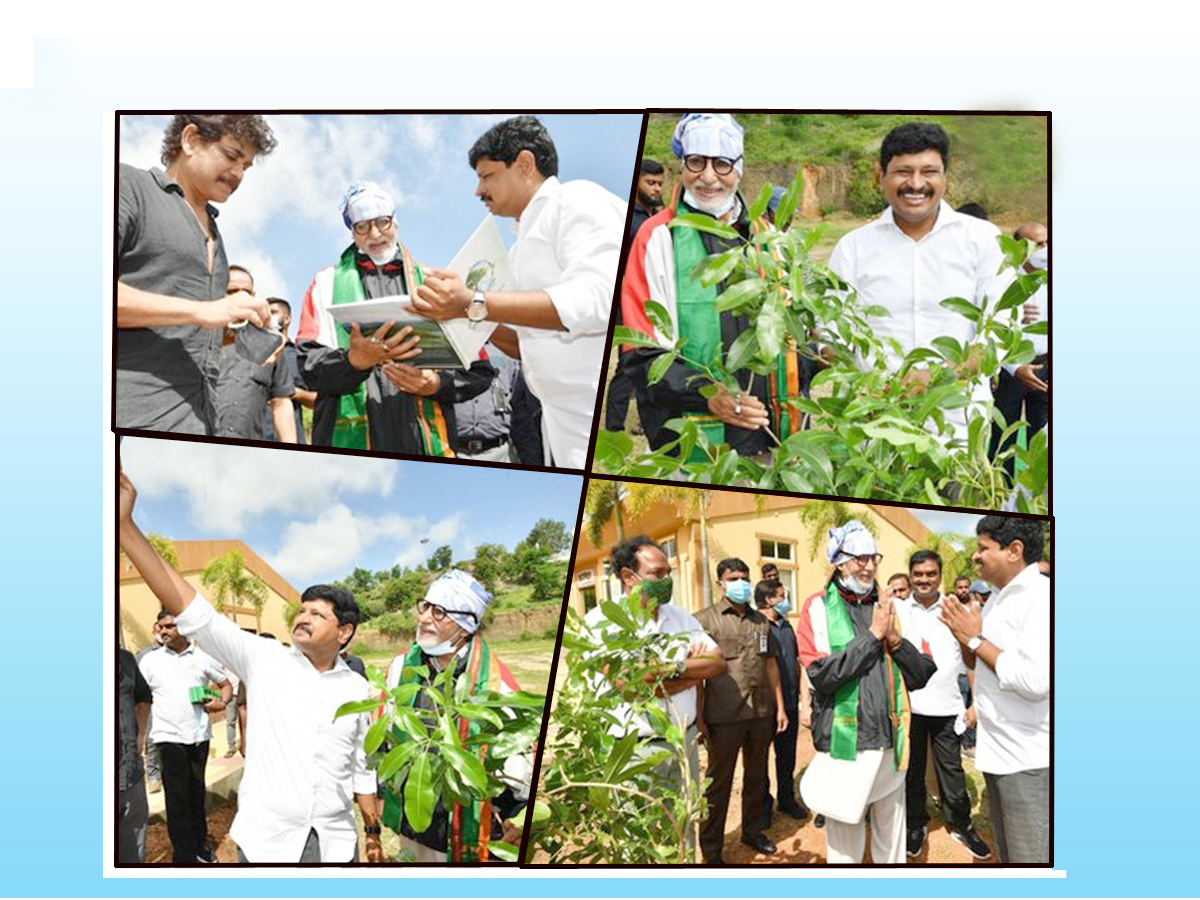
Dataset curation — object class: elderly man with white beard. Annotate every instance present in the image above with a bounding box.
[380,571,530,862]
[618,112,797,461]
[796,522,937,864]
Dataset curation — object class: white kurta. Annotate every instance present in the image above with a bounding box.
[508,176,625,469]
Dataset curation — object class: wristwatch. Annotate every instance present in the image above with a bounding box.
[363,824,382,836]
[466,291,488,323]
[673,659,687,678]
[967,635,984,652]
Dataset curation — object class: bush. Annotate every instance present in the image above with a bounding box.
[531,561,568,604]
[846,158,885,217]
[370,609,416,641]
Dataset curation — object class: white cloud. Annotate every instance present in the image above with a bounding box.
[122,438,400,533]
[268,506,466,582]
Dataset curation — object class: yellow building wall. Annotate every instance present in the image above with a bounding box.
[120,574,293,654]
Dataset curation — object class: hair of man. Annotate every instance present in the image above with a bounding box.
[716,557,750,579]
[640,158,665,176]
[468,115,559,178]
[908,548,944,573]
[880,121,951,173]
[975,516,1046,564]
[160,114,278,166]
[754,578,784,607]
[267,298,291,315]
[610,534,662,577]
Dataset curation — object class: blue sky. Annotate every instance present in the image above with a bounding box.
[118,113,645,315]
[911,507,983,538]
[120,437,583,586]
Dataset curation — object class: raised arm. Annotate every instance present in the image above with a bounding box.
[117,472,195,618]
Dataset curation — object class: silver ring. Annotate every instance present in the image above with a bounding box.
[734,401,742,416]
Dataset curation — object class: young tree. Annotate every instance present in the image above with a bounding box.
[427,545,453,572]
[524,519,571,556]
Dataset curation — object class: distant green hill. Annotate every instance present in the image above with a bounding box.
[642,113,1048,223]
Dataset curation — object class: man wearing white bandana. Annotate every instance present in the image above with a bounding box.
[410,116,626,469]
[297,181,495,456]
[796,522,935,864]
[619,112,784,461]
[381,571,531,862]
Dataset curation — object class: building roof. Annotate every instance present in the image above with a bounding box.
[119,539,299,603]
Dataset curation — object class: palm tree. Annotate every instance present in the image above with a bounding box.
[146,533,180,568]
[624,484,722,606]
[201,550,270,632]
[583,480,627,547]
[798,500,880,562]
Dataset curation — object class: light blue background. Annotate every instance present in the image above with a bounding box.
[0,27,1191,898]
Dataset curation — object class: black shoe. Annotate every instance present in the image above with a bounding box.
[195,848,215,864]
[779,801,810,821]
[703,856,724,865]
[814,814,825,828]
[906,825,926,858]
[741,835,777,854]
[951,826,992,860]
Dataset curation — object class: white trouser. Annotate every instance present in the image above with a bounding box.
[824,755,907,864]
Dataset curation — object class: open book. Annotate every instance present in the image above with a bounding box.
[328,216,514,369]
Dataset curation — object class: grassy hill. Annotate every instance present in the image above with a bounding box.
[642,112,1048,223]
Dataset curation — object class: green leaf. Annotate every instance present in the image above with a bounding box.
[774,167,804,229]
[377,739,420,782]
[697,383,723,400]
[748,182,774,221]
[939,296,981,321]
[363,715,388,755]
[723,328,759,373]
[930,336,964,364]
[335,697,382,719]
[389,682,421,707]
[714,277,766,313]
[643,300,674,341]
[668,212,740,240]
[403,751,437,833]
[647,351,676,386]
[489,841,520,862]
[694,248,742,287]
[755,295,785,362]
[443,745,489,792]
[1024,320,1048,335]
[599,600,638,632]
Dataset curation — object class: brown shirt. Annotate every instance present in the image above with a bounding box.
[694,599,776,724]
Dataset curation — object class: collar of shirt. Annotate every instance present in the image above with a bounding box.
[988,562,1045,609]
[515,175,562,235]
[717,597,761,620]
[150,166,220,221]
[878,199,958,241]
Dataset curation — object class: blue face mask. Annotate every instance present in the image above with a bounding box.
[724,578,752,605]
[773,597,792,617]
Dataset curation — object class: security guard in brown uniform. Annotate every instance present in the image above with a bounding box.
[694,557,789,863]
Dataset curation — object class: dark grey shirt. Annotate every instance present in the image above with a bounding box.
[455,353,516,442]
[118,649,152,792]
[214,342,294,441]
[116,164,229,434]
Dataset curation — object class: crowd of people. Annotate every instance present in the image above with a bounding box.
[614,113,1049,465]
[595,515,1049,864]
[116,114,624,469]
[116,472,530,865]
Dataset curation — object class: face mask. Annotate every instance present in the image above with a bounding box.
[839,572,875,596]
[1028,246,1048,270]
[269,313,282,332]
[724,578,752,605]
[773,597,792,617]
[633,574,673,606]
[417,634,460,656]
[684,187,738,220]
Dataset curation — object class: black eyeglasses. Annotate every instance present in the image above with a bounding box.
[683,155,741,176]
[351,216,394,235]
[847,553,883,566]
[416,599,477,624]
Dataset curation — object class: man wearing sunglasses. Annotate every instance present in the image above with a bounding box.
[380,571,530,862]
[796,522,935,864]
[619,113,783,463]
[296,181,495,456]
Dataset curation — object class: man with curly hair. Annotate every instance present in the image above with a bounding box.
[117,114,277,434]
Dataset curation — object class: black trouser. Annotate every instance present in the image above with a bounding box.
[701,717,773,861]
[905,714,971,833]
[990,368,1049,476]
[604,352,640,431]
[762,706,799,812]
[158,740,210,863]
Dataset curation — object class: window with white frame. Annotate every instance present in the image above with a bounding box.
[759,537,797,601]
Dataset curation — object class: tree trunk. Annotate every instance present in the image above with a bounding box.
[615,502,625,544]
[699,509,713,607]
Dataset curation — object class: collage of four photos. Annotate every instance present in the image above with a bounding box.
[111,111,1051,869]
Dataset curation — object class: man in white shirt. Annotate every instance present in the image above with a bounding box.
[411,115,626,469]
[583,535,726,861]
[829,122,1014,439]
[118,472,383,864]
[899,550,991,860]
[940,516,1049,864]
[137,612,231,863]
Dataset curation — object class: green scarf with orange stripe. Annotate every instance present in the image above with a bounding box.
[380,634,502,862]
[330,245,455,456]
[822,580,911,771]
